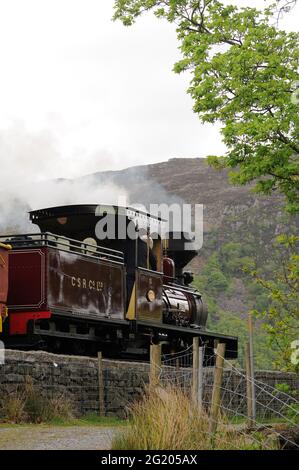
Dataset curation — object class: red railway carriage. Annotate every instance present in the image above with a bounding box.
[0,205,238,361]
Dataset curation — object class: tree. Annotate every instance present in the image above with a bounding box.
[113,0,299,212]
[277,0,297,17]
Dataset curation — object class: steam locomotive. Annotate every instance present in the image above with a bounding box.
[0,204,237,360]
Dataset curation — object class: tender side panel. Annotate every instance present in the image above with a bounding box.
[7,249,47,311]
[47,248,125,319]
[136,268,163,323]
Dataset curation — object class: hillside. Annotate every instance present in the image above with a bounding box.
[81,157,293,266]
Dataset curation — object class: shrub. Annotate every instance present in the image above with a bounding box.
[46,395,74,422]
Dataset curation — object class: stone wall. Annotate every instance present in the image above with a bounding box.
[0,350,298,419]
[0,350,150,418]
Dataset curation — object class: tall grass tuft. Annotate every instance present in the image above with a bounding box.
[0,394,27,424]
[0,377,74,424]
[112,386,277,450]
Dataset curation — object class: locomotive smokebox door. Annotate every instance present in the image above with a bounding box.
[136,268,163,323]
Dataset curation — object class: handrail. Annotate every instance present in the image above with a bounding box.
[165,281,202,296]
[0,242,12,250]
[0,232,124,263]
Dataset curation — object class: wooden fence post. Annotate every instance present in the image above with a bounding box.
[192,337,199,405]
[97,351,105,416]
[245,342,254,427]
[198,346,204,412]
[248,313,256,420]
[175,354,180,386]
[150,344,161,387]
[209,343,226,443]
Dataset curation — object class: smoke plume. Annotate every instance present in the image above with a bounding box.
[0,123,128,233]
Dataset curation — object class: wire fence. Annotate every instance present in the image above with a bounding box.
[157,345,299,450]
[160,345,193,392]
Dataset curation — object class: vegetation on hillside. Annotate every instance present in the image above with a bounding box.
[193,234,298,371]
[248,235,299,372]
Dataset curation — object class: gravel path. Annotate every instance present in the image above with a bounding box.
[0,426,118,450]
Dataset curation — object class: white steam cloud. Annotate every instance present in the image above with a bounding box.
[0,122,128,233]
[0,122,187,236]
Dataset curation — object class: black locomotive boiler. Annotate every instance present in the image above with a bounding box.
[0,204,237,360]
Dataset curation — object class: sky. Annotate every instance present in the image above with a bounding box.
[0,0,298,182]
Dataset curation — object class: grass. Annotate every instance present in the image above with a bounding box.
[0,415,126,428]
[111,386,278,450]
[228,415,297,425]
[46,414,126,427]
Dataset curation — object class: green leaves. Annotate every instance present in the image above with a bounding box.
[113,0,299,212]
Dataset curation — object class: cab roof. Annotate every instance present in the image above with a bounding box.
[30,204,166,227]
